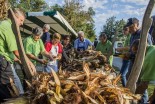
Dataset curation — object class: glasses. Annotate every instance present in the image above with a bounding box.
[65,38,70,40]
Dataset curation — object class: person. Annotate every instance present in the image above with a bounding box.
[125,17,153,104]
[61,35,73,67]
[130,39,155,104]
[93,38,98,48]
[74,31,93,54]
[149,15,155,44]
[23,27,53,71]
[116,26,131,87]
[44,33,63,72]
[41,24,51,44]
[0,8,25,102]
[96,33,113,66]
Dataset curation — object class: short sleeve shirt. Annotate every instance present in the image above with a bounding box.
[74,38,92,50]
[0,19,17,63]
[23,36,45,65]
[140,46,155,81]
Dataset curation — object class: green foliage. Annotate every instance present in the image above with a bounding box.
[101,16,126,41]
[50,0,96,40]
[8,0,46,12]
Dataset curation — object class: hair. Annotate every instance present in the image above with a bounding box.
[63,35,70,40]
[131,39,140,50]
[51,33,61,40]
[43,24,50,30]
[12,8,26,18]
[32,27,43,36]
[100,32,107,39]
[123,26,129,31]
[78,31,84,36]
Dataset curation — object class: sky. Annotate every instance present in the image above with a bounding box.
[45,0,155,35]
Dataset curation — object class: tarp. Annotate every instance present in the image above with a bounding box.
[20,11,77,37]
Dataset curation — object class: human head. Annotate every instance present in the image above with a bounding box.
[63,35,70,45]
[99,32,107,44]
[125,17,139,34]
[51,33,61,44]
[13,8,25,27]
[32,27,43,41]
[131,39,140,54]
[78,31,84,41]
[43,24,50,32]
[123,26,129,36]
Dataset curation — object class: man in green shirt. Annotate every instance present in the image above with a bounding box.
[0,8,25,102]
[96,33,113,66]
[23,27,53,71]
[131,39,155,103]
[116,26,131,87]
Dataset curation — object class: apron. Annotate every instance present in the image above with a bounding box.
[77,40,85,51]
[45,46,58,72]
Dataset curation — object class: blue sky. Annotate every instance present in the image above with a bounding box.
[45,0,155,35]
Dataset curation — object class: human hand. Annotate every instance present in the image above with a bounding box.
[39,59,48,64]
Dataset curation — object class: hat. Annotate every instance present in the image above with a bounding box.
[126,18,139,27]
[32,27,43,36]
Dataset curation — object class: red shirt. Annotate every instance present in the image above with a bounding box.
[45,42,63,53]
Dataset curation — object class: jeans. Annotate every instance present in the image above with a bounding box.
[140,90,149,104]
[120,59,130,87]
[11,64,24,95]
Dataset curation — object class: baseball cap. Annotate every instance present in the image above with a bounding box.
[125,18,139,27]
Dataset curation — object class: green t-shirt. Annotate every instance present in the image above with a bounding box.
[23,36,45,65]
[140,45,155,81]
[124,34,131,47]
[96,40,113,66]
[0,19,17,63]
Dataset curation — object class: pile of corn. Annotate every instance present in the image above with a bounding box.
[24,62,140,104]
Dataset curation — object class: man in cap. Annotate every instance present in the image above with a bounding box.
[41,24,51,44]
[125,17,153,104]
[23,27,53,71]
[74,31,93,54]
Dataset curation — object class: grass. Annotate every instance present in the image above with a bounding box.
[148,84,155,97]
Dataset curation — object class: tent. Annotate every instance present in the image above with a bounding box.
[20,11,78,37]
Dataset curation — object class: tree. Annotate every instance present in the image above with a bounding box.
[8,0,47,12]
[101,16,126,41]
[50,0,96,41]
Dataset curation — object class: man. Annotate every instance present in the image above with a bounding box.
[41,24,51,44]
[0,8,25,102]
[130,39,155,104]
[23,27,53,71]
[93,38,98,48]
[125,17,153,104]
[61,35,73,67]
[116,26,130,87]
[96,33,113,66]
[74,31,93,54]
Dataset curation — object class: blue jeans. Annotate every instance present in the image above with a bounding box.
[11,64,24,95]
[120,59,130,87]
[139,89,148,104]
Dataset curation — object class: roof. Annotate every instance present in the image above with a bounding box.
[20,11,77,37]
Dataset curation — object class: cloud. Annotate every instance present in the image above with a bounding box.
[121,0,149,6]
[82,0,108,11]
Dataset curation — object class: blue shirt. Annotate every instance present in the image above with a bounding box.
[130,29,152,46]
[129,29,153,61]
[74,38,92,51]
[41,32,51,44]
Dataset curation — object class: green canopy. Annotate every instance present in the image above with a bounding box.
[20,11,77,37]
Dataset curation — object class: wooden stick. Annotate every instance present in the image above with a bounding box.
[126,0,155,93]
[8,8,37,80]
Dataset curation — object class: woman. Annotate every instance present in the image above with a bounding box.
[45,33,62,72]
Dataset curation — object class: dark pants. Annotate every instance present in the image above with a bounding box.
[120,59,130,87]
[0,55,19,102]
[128,61,148,104]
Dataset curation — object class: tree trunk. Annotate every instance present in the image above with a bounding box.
[8,8,37,80]
[126,0,155,93]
